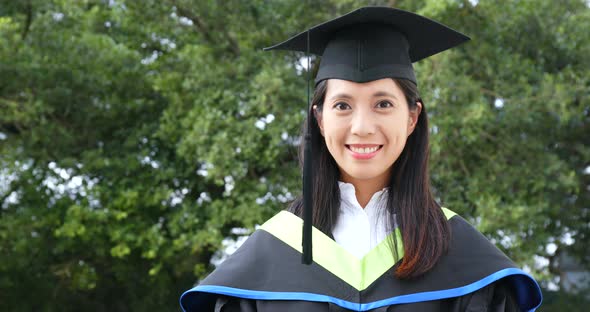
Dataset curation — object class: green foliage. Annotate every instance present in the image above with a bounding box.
[541,289,590,311]
[0,0,588,310]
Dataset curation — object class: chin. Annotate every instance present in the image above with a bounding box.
[343,168,389,182]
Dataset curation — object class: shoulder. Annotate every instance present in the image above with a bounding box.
[435,208,542,310]
[442,207,511,259]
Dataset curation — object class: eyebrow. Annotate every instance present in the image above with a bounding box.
[373,91,398,99]
[328,91,398,101]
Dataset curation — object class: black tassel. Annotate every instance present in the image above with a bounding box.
[302,133,313,264]
[302,30,313,265]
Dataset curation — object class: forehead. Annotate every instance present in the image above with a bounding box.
[325,78,404,98]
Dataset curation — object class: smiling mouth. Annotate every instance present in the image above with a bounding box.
[345,145,383,154]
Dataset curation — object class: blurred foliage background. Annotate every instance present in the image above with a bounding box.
[0,0,588,311]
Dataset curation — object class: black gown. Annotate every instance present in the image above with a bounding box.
[180,209,542,312]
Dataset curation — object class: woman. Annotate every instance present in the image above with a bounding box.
[180,7,542,312]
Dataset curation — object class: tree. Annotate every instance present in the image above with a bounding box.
[0,0,588,310]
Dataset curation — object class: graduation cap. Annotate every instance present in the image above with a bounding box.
[263,6,470,264]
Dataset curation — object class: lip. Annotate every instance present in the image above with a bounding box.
[346,144,383,160]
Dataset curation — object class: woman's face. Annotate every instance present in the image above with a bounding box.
[316,78,421,186]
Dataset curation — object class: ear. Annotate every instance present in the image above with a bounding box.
[407,101,422,136]
[313,105,324,136]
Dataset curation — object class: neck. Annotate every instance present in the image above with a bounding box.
[340,173,389,208]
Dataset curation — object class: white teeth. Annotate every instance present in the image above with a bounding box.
[350,146,379,154]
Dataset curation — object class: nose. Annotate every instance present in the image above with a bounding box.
[350,108,377,137]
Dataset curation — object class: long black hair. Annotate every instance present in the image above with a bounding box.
[288,78,450,279]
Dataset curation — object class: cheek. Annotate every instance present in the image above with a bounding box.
[380,114,405,131]
[381,117,411,149]
[322,116,346,141]
[323,128,345,151]
[323,130,349,161]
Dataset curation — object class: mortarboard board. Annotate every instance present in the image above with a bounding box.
[263,6,470,264]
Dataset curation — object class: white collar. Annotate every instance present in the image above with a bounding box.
[333,182,393,259]
[337,181,388,214]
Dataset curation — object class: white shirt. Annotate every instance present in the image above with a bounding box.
[332,182,395,259]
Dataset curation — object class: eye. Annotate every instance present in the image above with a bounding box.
[376,100,394,108]
[333,102,351,110]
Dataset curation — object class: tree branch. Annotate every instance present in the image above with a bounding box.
[174,5,215,43]
[20,0,33,41]
[171,1,240,56]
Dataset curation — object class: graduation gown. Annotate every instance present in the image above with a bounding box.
[180,208,542,311]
